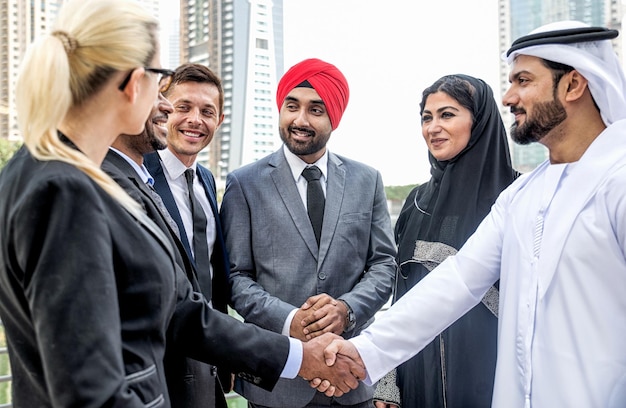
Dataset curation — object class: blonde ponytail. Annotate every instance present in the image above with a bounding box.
[15,0,159,216]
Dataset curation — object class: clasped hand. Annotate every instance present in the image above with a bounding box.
[290,294,348,341]
[298,333,366,397]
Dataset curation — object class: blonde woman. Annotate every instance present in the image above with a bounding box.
[0,0,343,406]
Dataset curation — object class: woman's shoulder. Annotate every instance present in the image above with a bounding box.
[1,149,104,209]
[402,184,423,204]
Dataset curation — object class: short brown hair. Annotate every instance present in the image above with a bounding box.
[166,63,224,115]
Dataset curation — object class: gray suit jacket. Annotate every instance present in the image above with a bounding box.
[220,148,397,407]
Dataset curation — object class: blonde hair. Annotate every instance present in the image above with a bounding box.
[15,0,158,214]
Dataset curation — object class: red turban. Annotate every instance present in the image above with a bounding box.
[276,58,350,130]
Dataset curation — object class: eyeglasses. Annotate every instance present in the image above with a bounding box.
[118,67,175,93]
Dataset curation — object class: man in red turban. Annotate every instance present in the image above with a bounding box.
[276,58,350,130]
[221,58,396,408]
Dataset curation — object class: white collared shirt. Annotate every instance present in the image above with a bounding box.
[109,147,153,185]
[282,144,328,209]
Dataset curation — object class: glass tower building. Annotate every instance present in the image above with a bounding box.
[0,0,65,141]
[180,0,284,187]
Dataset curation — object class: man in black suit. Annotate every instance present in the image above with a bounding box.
[102,81,232,407]
[102,81,366,407]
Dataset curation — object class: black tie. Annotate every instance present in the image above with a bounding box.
[146,182,181,239]
[184,168,212,293]
[301,166,325,246]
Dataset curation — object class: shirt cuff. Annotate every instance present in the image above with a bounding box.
[279,337,303,379]
[349,337,374,385]
[281,308,298,336]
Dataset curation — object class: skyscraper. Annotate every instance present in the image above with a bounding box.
[498,0,623,172]
[180,0,284,186]
[0,0,163,143]
[0,0,64,141]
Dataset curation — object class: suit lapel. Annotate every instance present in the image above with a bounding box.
[196,167,230,311]
[104,153,175,258]
[196,166,219,214]
[196,165,230,280]
[144,153,194,261]
[319,153,345,266]
[270,150,320,259]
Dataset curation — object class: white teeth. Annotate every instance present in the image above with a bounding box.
[182,131,201,138]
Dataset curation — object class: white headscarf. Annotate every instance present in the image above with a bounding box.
[503,20,626,126]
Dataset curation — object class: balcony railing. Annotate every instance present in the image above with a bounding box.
[0,321,11,408]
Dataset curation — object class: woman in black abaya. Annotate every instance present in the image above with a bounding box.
[374,74,518,408]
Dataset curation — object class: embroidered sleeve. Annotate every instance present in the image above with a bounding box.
[373,369,401,407]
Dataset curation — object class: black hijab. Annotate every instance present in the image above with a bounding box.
[392,75,516,407]
[396,74,517,259]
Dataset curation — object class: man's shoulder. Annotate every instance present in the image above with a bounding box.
[102,150,131,179]
[196,162,214,177]
[330,152,379,176]
[230,152,275,177]
[196,163,217,191]
[101,151,144,203]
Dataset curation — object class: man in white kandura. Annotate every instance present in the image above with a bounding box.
[321,20,626,408]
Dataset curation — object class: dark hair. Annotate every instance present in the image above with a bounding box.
[540,59,574,92]
[166,63,224,114]
[420,75,476,123]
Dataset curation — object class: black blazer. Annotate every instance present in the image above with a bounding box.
[0,147,289,407]
[103,150,225,408]
[144,152,230,313]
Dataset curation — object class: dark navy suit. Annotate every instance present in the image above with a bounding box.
[144,152,230,313]
[144,152,231,407]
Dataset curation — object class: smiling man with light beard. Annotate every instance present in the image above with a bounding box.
[143,63,233,408]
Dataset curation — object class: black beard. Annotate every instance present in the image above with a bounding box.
[149,134,167,151]
[511,98,567,145]
[280,126,326,156]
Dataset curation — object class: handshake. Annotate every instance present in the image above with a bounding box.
[298,332,365,397]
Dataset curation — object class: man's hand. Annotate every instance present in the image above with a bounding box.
[290,307,317,341]
[299,294,347,339]
[299,333,365,396]
[374,402,399,408]
[374,401,398,408]
[323,338,365,372]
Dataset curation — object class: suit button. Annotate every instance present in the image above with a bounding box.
[318,272,327,280]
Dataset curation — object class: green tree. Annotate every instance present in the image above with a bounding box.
[385,184,418,201]
[0,138,21,171]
